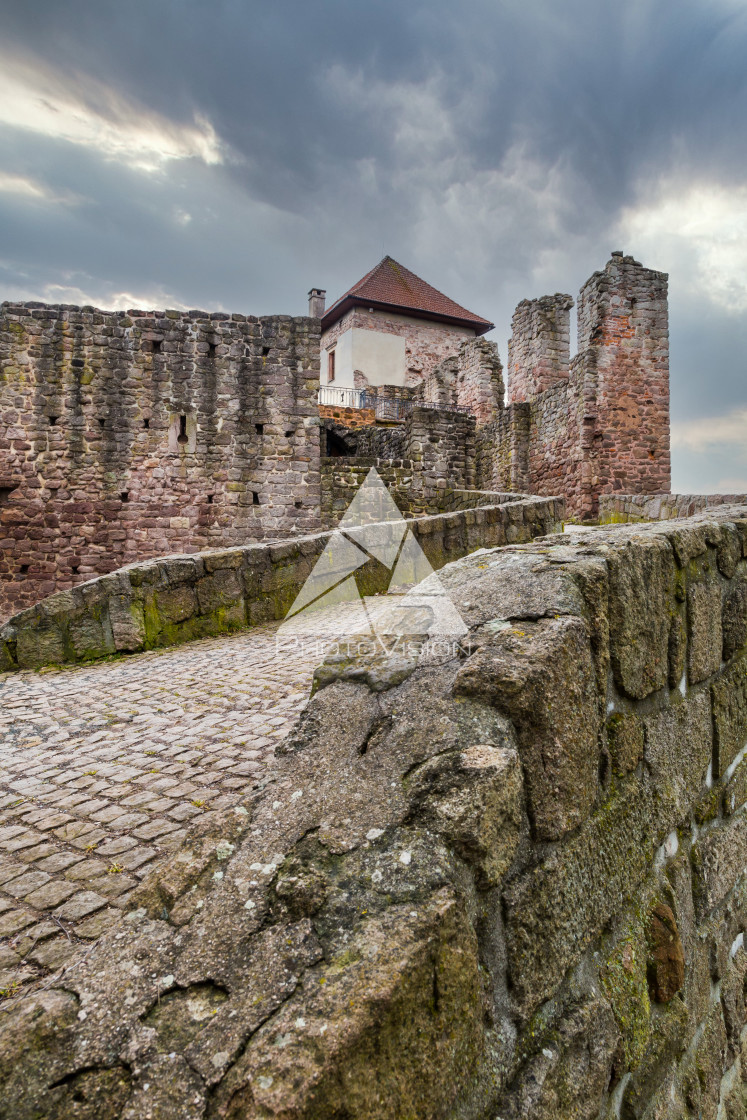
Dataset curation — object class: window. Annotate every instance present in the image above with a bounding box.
[327,348,336,383]
[177,415,189,444]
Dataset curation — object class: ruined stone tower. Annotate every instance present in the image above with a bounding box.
[498,253,670,519]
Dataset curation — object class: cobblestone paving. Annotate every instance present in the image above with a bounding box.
[0,624,320,995]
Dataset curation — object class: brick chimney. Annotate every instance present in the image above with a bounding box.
[308,288,326,318]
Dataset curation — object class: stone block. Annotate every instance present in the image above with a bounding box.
[454,616,600,841]
[503,774,657,1020]
[676,1004,727,1119]
[405,744,526,889]
[196,569,242,615]
[692,814,747,919]
[155,585,198,625]
[436,550,586,630]
[643,691,712,822]
[15,622,65,669]
[203,549,245,572]
[722,579,747,661]
[607,711,644,776]
[647,903,684,1003]
[68,611,114,661]
[687,579,722,683]
[108,596,146,652]
[494,995,619,1120]
[664,851,711,1030]
[621,997,690,1118]
[717,524,743,579]
[723,759,747,817]
[712,655,747,777]
[608,536,675,699]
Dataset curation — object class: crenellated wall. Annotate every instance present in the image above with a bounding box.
[0,303,322,621]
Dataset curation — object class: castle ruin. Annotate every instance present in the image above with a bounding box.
[0,252,670,620]
[3,253,747,1120]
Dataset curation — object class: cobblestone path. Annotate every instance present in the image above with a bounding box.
[0,624,320,994]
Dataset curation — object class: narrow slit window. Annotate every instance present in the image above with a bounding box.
[120,492,129,502]
[261,346,270,357]
[152,339,162,354]
[177,415,189,444]
[255,423,264,435]
[207,494,214,504]
[143,417,150,429]
[49,415,58,425]
[327,349,335,383]
[252,491,260,506]
[208,342,217,357]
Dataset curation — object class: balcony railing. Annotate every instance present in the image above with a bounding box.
[318,386,364,409]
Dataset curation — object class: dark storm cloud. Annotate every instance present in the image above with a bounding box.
[1,0,746,489]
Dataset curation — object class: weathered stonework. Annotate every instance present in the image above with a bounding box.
[0,253,675,620]
[507,292,573,402]
[0,304,322,621]
[419,336,504,426]
[484,254,671,520]
[600,492,747,523]
[3,507,747,1118]
[0,494,562,671]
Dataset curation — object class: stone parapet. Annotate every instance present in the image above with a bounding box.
[0,302,322,621]
[0,494,562,671]
[600,492,747,523]
[4,507,747,1118]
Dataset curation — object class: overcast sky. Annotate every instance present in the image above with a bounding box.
[1,0,746,491]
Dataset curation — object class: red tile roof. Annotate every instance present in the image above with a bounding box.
[321,256,494,335]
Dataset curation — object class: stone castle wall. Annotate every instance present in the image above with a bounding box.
[0,254,674,621]
[0,493,562,670]
[0,303,322,621]
[8,507,747,1118]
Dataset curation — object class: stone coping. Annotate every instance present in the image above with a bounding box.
[599,492,747,522]
[0,495,563,671]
